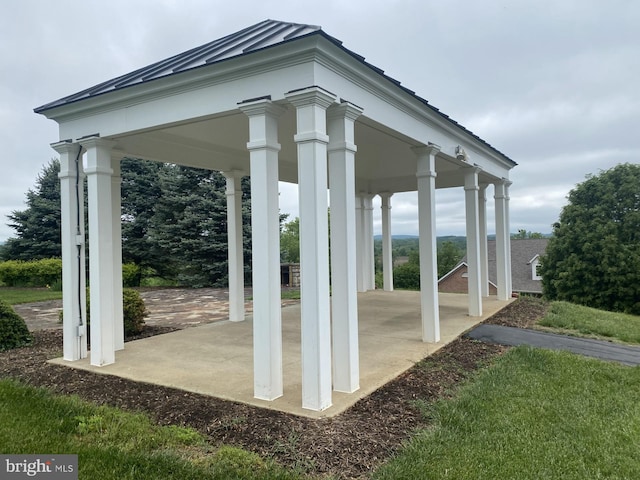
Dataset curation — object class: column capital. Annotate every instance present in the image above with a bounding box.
[82,137,115,176]
[222,169,246,180]
[379,192,393,207]
[223,171,244,196]
[495,177,513,188]
[53,141,83,179]
[238,97,286,118]
[494,177,513,199]
[78,136,115,151]
[284,86,336,109]
[327,101,363,122]
[412,143,441,158]
[414,144,440,179]
[239,98,284,152]
[51,140,81,156]
[327,101,361,154]
[464,166,482,191]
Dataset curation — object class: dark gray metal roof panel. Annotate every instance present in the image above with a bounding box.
[34,19,515,165]
[35,20,322,113]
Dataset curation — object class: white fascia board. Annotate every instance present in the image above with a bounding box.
[311,41,515,173]
[46,39,324,140]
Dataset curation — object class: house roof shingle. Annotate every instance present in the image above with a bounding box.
[456,238,549,293]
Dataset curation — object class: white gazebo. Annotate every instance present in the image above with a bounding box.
[36,20,515,412]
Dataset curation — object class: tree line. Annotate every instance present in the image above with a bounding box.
[2,159,252,288]
[4,158,639,316]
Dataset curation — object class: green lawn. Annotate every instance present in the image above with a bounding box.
[0,379,302,480]
[538,301,640,344]
[0,287,62,305]
[4,294,640,479]
[374,347,640,479]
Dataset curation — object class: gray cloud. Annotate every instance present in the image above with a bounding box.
[1,0,638,242]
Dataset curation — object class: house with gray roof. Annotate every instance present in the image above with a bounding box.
[439,239,549,295]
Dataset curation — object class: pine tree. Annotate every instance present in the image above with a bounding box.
[3,160,62,260]
[120,158,169,279]
[151,165,252,287]
[4,158,253,288]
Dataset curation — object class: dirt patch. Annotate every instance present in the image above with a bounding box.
[483,296,549,329]
[0,298,543,479]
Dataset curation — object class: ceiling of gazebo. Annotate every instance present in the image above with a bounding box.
[112,105,484,194]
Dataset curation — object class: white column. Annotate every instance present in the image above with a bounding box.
[505,181,513,295]
[414,145,440,342]
[479,184,489,298]
[80,136,116,366]
[285,86,336,411]
[380,192,394,291]
[239,99,285,401]
[224,170,245,322]
[355,195,366,292]
[328,101,362,394]
[362,194,375,290]
[465,167,483,316]
[53,141,87,361]
[494,180,510,300]
[111,156,124,351]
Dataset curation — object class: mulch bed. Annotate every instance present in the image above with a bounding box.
[0,298,546,479]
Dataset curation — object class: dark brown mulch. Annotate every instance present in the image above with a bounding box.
[0,298,546,479]
[483,296,550,329]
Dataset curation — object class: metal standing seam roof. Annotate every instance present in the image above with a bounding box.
[34,19,515,165]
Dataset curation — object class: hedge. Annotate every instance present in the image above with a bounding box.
[0,259,62,288]
[0,259,144,289]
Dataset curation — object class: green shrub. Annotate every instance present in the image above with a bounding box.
[122,263,141,288]
[122,288,147,336]
[63,288,148,338]
[0,259,63,287]
[0,300,32,350]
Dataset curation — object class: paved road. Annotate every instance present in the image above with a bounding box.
[466,324,640,366]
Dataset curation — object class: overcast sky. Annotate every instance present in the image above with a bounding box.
[1,0,638,242]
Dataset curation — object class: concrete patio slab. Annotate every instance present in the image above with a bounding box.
[50,291,511,418]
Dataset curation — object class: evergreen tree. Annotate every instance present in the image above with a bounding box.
[541,163,640,314]
[4,158,253,288]
[120,158,169,279]
[151,165,251,287]
[3,160,62,260]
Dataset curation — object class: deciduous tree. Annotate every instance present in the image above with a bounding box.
[541,163,640,314]
[280,217,300,263]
